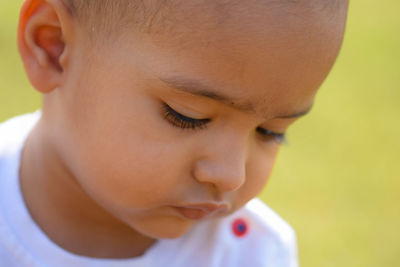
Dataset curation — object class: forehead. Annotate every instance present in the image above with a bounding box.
[93,0,346,117]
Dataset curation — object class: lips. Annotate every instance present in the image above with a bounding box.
[172,203,229,220]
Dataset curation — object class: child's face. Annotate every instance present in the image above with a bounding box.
[46,2,346,239]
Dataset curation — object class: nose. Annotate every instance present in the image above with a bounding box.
[192,138,247,193]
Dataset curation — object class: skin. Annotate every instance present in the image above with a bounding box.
[17,0,347,259]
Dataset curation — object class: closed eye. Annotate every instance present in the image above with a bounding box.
[163,103,287,144]
[163,104,211,130]
[256,127,286,144]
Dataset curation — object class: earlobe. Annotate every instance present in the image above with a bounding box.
[18,0,73,94]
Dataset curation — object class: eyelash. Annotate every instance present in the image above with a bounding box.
[256,127,287,144]
[163,104,210,130]
[162,104,286,144]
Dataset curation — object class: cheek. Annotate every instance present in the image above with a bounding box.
[233,145,279,208]
[59,105,187,211]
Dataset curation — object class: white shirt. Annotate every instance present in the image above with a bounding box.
[0,112,298,267]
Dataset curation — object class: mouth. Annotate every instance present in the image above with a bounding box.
[171,203,230,220]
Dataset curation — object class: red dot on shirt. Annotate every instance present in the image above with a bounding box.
[232,218,248,237]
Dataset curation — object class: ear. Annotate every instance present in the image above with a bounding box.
[17,0,73,94]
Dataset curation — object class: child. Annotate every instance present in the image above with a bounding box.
[0,0,348,266]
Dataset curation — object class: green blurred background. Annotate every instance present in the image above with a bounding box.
[1,1,399,266]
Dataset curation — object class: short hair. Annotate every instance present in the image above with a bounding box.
[63,0,347,42]
[63,0,170,40]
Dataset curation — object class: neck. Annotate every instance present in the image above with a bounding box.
[19,119,156,259]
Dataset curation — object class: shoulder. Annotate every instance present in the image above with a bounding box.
[0,112,41,267]
[0,111,40,135]
[0,112,40,196]
[0,112,40,152]
[0,218,35,267]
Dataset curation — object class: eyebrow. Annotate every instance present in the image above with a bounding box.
[158,76,312,119]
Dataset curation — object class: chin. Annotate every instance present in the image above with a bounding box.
[146,225,193,240]
[134,217,194,240]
